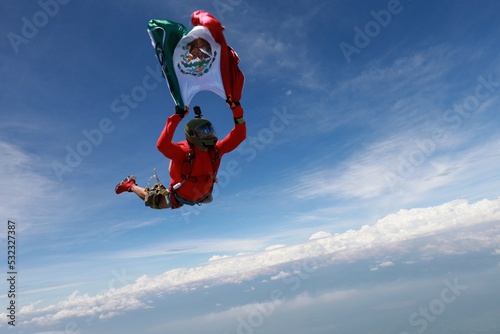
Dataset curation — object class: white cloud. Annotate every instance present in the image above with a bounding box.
[265,244,286,251]
[370,260,395,271]
[0,141,74,234]
[270,271,292,280]
[112,237,268,260]
[379,261,394,267]
[231,6,326,92]
[287,134,500,204]
[23,282,91,296]
[309,231,332,240]
[144,267,500,334]
[339,45,456,93]
[6,196,500,328]
[208,255,230,262]
[298,45,500,202]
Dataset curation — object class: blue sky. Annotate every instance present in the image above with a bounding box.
[1,0,500,333]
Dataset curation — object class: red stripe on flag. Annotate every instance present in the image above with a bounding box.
[191,10,245,102]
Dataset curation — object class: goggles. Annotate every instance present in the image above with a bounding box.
[195,122,216,139]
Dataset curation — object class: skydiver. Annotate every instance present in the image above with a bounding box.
[114,99,246,209]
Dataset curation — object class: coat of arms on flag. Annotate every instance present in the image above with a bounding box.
[178,35,217,76]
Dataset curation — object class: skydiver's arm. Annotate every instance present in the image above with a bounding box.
[156,114,186,160]
[217,104,246,154]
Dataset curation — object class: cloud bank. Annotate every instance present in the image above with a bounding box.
[6,196,500,329]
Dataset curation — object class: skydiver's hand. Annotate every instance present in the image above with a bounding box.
[175,106,188,118]
[227,96,244,124]
[226,96,240,110]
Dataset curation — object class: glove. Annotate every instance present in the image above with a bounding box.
[226,97,244,124]
[175,106,188,118]
[226,96,240,110]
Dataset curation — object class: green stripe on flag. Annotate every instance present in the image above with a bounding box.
[148,19,188,108]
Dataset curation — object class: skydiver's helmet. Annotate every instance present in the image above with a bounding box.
[184,118,218,148]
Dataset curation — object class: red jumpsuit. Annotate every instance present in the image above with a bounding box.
[156,105,246,203]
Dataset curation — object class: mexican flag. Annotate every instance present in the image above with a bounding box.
[148,10,244,109]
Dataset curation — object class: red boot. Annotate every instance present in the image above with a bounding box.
[115,175,137,194]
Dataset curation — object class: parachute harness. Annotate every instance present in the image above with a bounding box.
[167,146,220,209]
[174,105,220,197]
[145,168,162,189]
[144,107,220,209]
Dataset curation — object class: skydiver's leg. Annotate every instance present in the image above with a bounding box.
[115,175,170,209]
[130,185,146,200]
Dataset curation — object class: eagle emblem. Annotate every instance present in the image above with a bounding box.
[178,37,217,77]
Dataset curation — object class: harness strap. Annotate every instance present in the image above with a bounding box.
[180,149,195,180]
[167,188,183,209]
[179,145,220,184]
[168,144,221,209]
